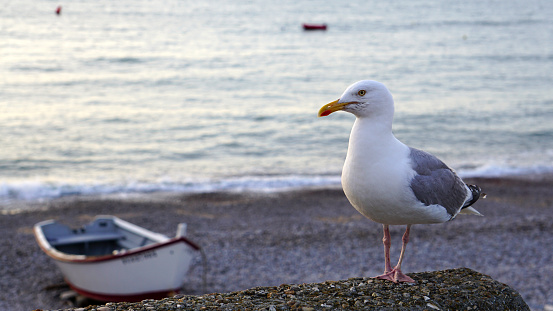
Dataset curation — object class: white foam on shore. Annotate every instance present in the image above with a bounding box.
[457,164,553,178]
[0,175,342,206]
[1,164,552,211]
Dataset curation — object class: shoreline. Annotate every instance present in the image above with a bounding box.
[1,176,552,310]
[2,170,553,215]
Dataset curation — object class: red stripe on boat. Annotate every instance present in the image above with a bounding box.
[67,281,177,302]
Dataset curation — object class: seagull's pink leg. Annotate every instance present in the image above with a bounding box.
[392,225,415,283]
[382,224,392,273]
[374,224,394,281]
[374,225,415,283]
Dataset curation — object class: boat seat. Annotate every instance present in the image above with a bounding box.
[48,232,124,246]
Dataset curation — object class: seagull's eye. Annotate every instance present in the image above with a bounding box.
[358,90,366,96]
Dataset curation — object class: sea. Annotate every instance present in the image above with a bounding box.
[1,0,552,212]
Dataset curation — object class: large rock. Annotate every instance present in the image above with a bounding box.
[63,268,529,310]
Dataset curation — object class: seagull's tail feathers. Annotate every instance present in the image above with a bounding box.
[459,206,482,216]
[459,184,484,216]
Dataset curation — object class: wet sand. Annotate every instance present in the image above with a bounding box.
[1,176,552,310]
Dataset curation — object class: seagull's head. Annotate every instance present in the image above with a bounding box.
[318,80,394,119]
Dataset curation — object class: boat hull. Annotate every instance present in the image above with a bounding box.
[51,238,195,301]
[302,23,327,30]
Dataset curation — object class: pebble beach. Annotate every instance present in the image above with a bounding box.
[1,175,552,310]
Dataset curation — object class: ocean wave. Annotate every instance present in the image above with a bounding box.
[457,164,553,179]
[1,164,553,206]
[92,56,147,64]
[0,175,342,204]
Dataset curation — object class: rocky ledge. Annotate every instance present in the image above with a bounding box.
[57,268,529,311]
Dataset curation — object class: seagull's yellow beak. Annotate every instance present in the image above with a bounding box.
[318,99,350,117]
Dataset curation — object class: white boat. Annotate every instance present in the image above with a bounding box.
[34,215,201,302]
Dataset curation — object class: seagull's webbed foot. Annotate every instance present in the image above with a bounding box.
[373,268,415,283]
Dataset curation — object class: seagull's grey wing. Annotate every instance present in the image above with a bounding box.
[408,148,467,217]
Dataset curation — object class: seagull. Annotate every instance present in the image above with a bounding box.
[318,80,483,283]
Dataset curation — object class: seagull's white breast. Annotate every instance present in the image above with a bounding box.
[341,119,451,225]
